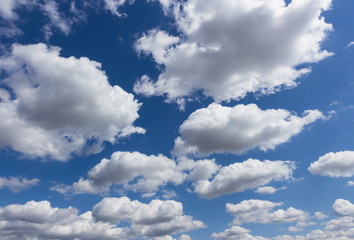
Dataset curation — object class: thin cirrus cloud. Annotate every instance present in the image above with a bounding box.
[0,197,204,239]
[173,103,324,157]
[134,0,333,104]
[0,43,144,161]
[308,151,354,177]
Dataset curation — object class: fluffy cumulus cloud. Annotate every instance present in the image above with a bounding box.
[51,151,186,194]
[308,151,354,177]
[332,199,354,217]
[0,197,204,239]
[0,43,143,161]
[0,176,39,192]
[226,199,309,225]
[255,186,278,194]
[212,226,266,240]
[193,159,295,198]
[135,0,333,104]
[173,103,324,157]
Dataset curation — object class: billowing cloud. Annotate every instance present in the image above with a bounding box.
[135,0,333,104]
[0,176,39,192]
[0,43,143,161]
[173,103,324,157]
[0,197,204,239]
[333,199,354,217]
[308,151,354,177]
[226,199,309,225]
[193,158,295,198]
[51,151,186,194]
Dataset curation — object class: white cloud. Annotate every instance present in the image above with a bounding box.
[173,103,324,157]
[314,211,328,220]
[212,226,266,240]
[104,0,133,17]
[92,197,205,238]
[0,0,35,20]
[0,43,143,161]
[226,199,309,225]
[0,176,39,192]
[308,151,354,177]
[136,0,333,104]
[333,199,354,217]
[255,186,278,194]
[288,221,315,233]
[51,151,186,194]
[0,197,204,239]
[193,159,294,198]
[41,0,71,36]
[346,42,354,48]
[348,181,354,186]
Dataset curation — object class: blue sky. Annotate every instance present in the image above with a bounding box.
[0,0,354,239]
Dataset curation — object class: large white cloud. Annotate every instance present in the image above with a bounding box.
[0,43,143,161]
[173,103,324,157]
[193,158,294,198]
[308,151,354,177]
[0,197,204,239]
[0,176,39,192]
[51,151,186,194]
[135,0,333,104]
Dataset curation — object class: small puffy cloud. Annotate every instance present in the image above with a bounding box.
[255,186,278,194]
[136,0,333,104]
[173,103,324,157]
[308,151,354,177]
[0,197,204,239]
[226,199,309,225]
[333,199,354,217]
[288,221,315,232]
[346,42,354,48]
[104,0,133,17]
[193,158,294,198]
[0,43,142,161]
[348,181,354,186]
[212,226,266,240]
[52,151,186,195]
[0,176,39,192]
[314,211,328,220]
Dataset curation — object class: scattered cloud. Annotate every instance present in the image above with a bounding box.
[255,186,278,194]
[226,199,309,225]
[173,103,324,157]
[308,151,354,177]
[333,199,354,217]
[314,211,328,220]
[346,42,354,48]
[212,226,266,240]
[0,197,204,239]
[193,159,295,198]
[103,0,133,17]
[0,43,143,161]
[136,0,333,104]
[0,176,39,192]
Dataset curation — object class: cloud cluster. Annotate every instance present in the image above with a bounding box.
[0,197,204,239]
[0,43,143,161]
[173,103,324,157]
[135,0,333,104]
[0,176,39,192]
[308,151,354,177]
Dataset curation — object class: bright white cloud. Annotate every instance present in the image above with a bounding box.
[333,199,354,217]
[288,221,315,233]
[41,0,71,36]
[255,186,278,194]
[135,0,333,104]
[92,197,205,238]
[0,197,204,239]
[0,176,39,192]
[308,151,354,177]
[226,199,309,225]
[346,42,354,48]
[0,43,143,161]
[173,103,324,157]
[212,226,266,240]
[51,151,186,194]
[348,181,354,186]
[193,159,294,198]
[0,0,35,19]
[314,211,328,220]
